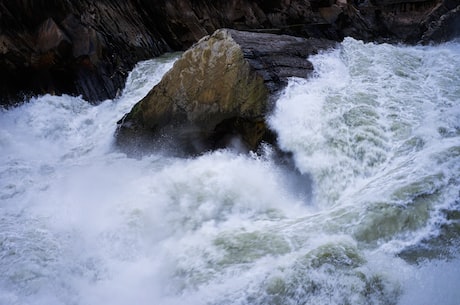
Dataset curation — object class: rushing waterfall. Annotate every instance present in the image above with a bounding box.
[1,38,459,305]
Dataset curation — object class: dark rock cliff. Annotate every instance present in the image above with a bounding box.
[0,1,170,105]
[1,0,458,105]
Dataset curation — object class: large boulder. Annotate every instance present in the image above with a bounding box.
[116,29,335,155]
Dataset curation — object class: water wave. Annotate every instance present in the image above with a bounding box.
[0,39,459,305]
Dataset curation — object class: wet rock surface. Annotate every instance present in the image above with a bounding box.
[230,30,336,95]
[1,0,459,105]
[116,29,335,155]
[0,1,170,105]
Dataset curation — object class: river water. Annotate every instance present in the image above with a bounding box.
[1,38,459,305]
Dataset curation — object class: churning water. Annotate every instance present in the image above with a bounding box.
[1,38,459,305]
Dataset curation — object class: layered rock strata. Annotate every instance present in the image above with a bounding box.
[0,1,170,105]
[116,29,335,155]
[1,0,459,105]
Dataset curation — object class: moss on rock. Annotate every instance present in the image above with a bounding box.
[117,29,271,155]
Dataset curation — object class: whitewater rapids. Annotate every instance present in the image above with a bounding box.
[1,38,459,305]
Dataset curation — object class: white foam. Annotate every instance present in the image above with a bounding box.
[1,40,459,305]
[399,258,460,305]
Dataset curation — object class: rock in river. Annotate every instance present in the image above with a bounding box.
[116,29,335,156]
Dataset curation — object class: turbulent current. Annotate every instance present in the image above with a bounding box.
[1,38,459,305]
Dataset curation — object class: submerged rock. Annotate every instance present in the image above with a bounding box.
[116,29,335,155]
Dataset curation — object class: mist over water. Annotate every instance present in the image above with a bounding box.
[1,39,459,305]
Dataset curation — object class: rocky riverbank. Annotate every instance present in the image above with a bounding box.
[1,0,459,105]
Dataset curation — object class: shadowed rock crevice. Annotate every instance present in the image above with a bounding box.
[0,1,171,105]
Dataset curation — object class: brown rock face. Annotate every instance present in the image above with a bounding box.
[119,29,269,154]
[116,29,335,155]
